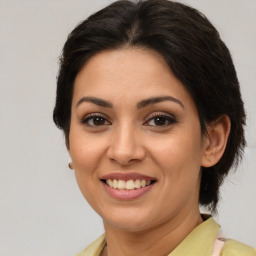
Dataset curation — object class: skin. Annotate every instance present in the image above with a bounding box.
[68,47,230,256]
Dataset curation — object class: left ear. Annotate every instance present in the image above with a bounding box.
[201,115,231,167]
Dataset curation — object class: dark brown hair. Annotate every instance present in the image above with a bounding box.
[53,0,246,211]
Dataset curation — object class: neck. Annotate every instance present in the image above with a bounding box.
[102,209,203,256]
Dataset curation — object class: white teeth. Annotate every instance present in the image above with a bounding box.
[141,180,146,187]
[113,179,118,188]
[134,179,141,188]
[126,180,135,190]
[106,179,153,190]
[108,180,113,187]
[118,180,126,190]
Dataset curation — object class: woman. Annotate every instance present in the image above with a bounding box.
[53,0,255,255]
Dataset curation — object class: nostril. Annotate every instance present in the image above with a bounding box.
[106,139,146,165]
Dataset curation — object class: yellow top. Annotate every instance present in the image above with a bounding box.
[76,217,256,256]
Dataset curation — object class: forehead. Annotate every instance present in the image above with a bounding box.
[73,47,193,108]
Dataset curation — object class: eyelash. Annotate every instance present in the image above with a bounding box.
[81,113,111,127]
[80,112,176,127]
[144,112,177,127]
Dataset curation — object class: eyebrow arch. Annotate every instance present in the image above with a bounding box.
[137,96,184,109]
[75,96,113,108]
[75,95,184,109]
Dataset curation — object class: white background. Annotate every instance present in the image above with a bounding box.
[0,0,255,255]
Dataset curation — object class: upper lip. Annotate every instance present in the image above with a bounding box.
[100,172,157,181]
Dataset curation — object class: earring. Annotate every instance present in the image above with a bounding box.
[68,162,73,170]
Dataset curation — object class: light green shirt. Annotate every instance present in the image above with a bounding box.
[76,217,256,256]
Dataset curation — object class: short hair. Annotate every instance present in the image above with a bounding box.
[53,0,246,211]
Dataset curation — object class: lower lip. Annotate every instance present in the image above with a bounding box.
[102,182,155,200]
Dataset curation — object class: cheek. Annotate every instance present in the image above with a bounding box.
[68,129,108,195]
[152,133,202,164]
[152,133,203,210]
[69,129,106,171]
[148,127,203,183]
[69,134,106,203]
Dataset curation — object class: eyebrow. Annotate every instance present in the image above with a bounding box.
[137,96,184,109]
[75,95,184,109]
[76,97,113,108]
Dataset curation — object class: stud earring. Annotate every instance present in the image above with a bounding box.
[68,162,73,170]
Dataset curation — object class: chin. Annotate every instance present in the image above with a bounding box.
[102,209,156,232]
[105,219,153,233]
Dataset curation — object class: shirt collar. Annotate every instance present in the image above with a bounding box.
[168,215,220,256]
[85,215,220,256]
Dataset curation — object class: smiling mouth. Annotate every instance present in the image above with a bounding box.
[101,179,157,190]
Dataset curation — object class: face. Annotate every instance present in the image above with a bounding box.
[69,47,209,232]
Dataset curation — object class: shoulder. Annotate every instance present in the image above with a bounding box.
[76,234,106,256]
[221,239,256,256]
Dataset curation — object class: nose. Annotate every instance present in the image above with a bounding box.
[107,123,146,166]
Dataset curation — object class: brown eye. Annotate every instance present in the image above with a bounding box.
[81,114,111,126]
[145,114,176,127]
[91,116,106,126]
[154,116,168,126]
